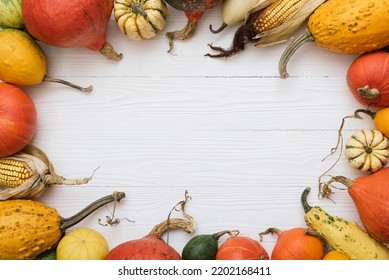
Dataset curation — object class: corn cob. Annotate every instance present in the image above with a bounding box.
[0,158,34,187]
[0,145,94,200]
[254,0,305,33]
[206,0,325,58]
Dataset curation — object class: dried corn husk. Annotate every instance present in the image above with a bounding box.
[252,0,326,46]
[0,145,94,200]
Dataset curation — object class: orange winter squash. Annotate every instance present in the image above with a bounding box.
[260,227,324,260]
[216,235,269,260]
[347,51,389,107]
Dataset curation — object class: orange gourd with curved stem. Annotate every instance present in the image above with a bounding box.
[216,235,269,260]
[260,227,324,260]
[347,51,389,107]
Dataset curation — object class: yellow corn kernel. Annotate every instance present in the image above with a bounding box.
[254,0,305,33]
[0,159,33,187]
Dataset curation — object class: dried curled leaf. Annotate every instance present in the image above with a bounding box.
[0,145,95,200]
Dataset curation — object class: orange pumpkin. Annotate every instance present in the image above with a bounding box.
[216,235,269,260]
[260,227,324,260]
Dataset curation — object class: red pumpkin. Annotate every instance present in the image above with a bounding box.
[260,227,324,260]
[0,83,37,157]
[107,233,182,260]
[22,0,121,60]
[107,193,194,260]
[346,51,389,107]
[216,236,269,260]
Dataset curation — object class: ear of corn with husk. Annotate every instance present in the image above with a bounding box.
[252,0,326,46]
[0,145,94,200]
[206,0,325,58]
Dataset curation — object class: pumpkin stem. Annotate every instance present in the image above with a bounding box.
[212,230,240,240]
[319,176,353,199]
[278,28,315,79]
[149,190,195,238]
[166,21,198,54]
[353,108,376,120]
[259,227,282,241]
[301,187,312,213]
[60,192,126,231]
[358,86,381,100]
[131,3,147,17]
[99,42,123,61]
[43,76,93,92]
[209,23,228,34]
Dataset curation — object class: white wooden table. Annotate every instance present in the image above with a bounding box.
[25,6,374,256]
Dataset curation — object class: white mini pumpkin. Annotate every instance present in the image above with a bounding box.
[114,0,168,40]
[345,129,389,172]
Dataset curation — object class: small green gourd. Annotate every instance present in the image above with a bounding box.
[182,230,238,260]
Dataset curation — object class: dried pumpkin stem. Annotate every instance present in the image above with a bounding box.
[43,76,93,92]
[278,28,314,79]
[260,227,282,236]
[100,41,123,61]
[150,190,195,238]
[213,230,240,240]
[166,21,198,54]
[61,191,126,231]
[319,176,353,199]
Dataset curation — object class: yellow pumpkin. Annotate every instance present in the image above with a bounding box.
[56,228,109,260]
[114,0,168,40]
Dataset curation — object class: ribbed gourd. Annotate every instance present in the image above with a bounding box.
[345,129,389,172]
[114,0,168,40]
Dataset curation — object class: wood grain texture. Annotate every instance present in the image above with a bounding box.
[11,5,379,257]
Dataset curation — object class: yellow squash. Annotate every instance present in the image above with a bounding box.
[279,0,389,78]
[0,29,46,85]
[0,192,125,260]
[0,29,91,92]
[301,187,389,260]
